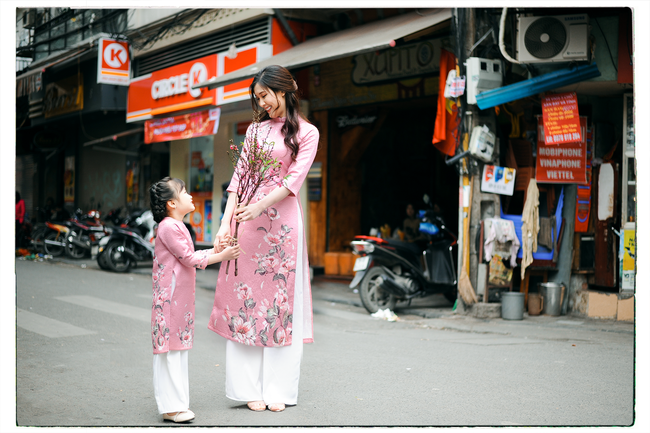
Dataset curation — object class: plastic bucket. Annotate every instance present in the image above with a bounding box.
[540,282,565,316]
[501,292,525,320]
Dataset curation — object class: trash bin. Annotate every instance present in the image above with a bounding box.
[501,292,525,320]
[539,282,565,316]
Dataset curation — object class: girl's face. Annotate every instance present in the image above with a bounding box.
[254,83,286,118]
[169,186,195,216]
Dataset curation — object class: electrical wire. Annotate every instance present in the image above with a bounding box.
[594,17,617,73]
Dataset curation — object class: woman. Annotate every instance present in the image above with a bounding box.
[208,65,319,413]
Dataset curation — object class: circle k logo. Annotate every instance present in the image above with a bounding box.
[103,42,129,69]
[151,62,207,100]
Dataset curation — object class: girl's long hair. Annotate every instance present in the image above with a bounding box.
[249,65,306,161]
[149,177,185,223]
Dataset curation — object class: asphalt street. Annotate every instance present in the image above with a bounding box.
[12,255,639,430]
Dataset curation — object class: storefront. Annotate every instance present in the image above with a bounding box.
[461,8,635,320]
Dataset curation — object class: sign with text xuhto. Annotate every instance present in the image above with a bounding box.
[97,38,130,86]
[126,43,272,123]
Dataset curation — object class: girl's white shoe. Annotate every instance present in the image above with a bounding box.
[163,410,195,422]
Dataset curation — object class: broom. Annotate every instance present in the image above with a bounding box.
[457,175,478,305]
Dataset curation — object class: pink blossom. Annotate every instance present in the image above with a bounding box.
[232,316,256,345]
[275,287,289,310]
[235,282,253,300]
[264,232,283,248]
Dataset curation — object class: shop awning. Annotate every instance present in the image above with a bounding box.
[193,8,452,91]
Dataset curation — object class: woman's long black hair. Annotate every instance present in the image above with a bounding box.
[249,65,305,161]
[149,177,185,223]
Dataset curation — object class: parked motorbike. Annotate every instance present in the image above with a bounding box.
[350,199,458,314]
[42,221,71,257]
[65,209,109,259]
[97,209,156,272]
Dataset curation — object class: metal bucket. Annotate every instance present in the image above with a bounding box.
[540,282,565,316]
[501,292,525,320]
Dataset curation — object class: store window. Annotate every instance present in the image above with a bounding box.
[188,136,214,244]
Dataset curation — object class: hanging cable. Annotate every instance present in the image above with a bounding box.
[499,8,520,64]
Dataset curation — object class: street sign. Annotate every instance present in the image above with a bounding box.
[97,38,130,86]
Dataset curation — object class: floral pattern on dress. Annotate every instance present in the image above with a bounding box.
[177,311,194,348]
[151,256,170,351]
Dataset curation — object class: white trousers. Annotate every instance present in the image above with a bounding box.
[224,204,305,405]
[153,350,189,414]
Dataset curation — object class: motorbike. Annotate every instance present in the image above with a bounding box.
[42,221,71,257]
[65,209,109,259]
[97,209,157,272]
[349,199,458,314]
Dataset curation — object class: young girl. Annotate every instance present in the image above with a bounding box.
[150,177,240,423]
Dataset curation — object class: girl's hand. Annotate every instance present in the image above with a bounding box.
[221,244,241,261]
[234,202,265,222]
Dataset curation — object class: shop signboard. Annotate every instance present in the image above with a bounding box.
[144,108,221,144]
[127,43,271,123]
[536,116,588,184]
[217,43,273,105]
[351,38,443,85]
[541,92,582,145]
[127,53,218,123]
[480,165,516,196]
[44,74,84,118]
[97,38,130,86]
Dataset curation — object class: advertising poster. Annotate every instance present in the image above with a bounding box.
[480,165,516,196]
[541,92,582,145]
[64,156,75,204]
[144,108,220,144]
[622,229,635,290]
[536,116,588,184]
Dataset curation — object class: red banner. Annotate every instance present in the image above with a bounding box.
[144,108,221,144]
[541,92,582,145]
[536,116,587,184]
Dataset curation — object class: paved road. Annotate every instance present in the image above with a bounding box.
[13,256,639,429]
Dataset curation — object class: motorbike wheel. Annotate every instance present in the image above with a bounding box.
[104,242,133,273]
[97,251,111,271]
[43,231,65,257]
[359,266,397,314]
[30,225,47,253]
[65,231,87,259]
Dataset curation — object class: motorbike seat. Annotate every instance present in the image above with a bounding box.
[384,238,423,257]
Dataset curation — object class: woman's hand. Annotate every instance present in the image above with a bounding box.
[234,202,265,223]
[213,226,232,253]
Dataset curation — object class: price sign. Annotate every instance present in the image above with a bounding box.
[541,92,582,145]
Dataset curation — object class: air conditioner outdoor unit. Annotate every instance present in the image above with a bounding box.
[517,14,590,63]
[23,10,36,29]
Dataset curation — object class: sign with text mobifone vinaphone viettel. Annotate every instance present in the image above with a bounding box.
[351,38,444,85]
[541,92,582,145]
[536,116,588,184]
[97,38,130,86]
[126,43,272,123]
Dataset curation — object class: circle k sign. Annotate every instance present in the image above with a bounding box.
[98,38,130,86]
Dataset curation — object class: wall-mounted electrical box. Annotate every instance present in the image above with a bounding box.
[465,57,503,105]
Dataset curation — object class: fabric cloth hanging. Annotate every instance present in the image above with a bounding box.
[483,218,521,268]
[520,178,540,279]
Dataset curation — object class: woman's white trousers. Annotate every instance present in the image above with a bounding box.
[224,204,305,405]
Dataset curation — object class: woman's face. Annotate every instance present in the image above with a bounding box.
[253,83,286,118]
[406,204,415,217]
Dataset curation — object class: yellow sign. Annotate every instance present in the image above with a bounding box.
[44,74,84,118]
[623,229,635,271]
